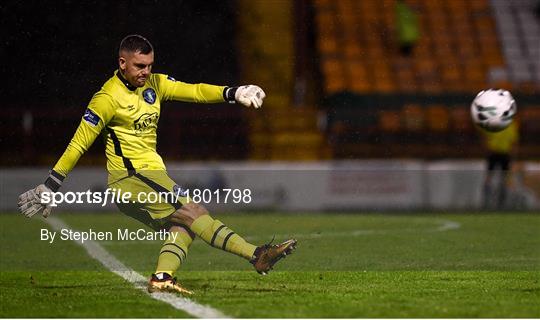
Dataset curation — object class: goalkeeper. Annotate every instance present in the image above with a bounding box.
[17,35,296,295]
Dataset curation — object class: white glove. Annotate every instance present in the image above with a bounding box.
[18,184,53,218]
[234,85,266,109]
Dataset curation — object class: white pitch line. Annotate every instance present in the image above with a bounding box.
[45,216,229,319]
[244,218,461,240]
[434,219,461,232]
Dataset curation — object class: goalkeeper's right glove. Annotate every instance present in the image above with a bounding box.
[18,184,53,218]
[18,170,63,218]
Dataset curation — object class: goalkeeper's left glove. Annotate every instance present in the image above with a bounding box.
[224,85,266,109]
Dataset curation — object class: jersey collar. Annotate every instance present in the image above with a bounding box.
[115,70,137,91]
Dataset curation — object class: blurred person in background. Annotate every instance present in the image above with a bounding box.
[395,0,420,56]
[480,121,519,209]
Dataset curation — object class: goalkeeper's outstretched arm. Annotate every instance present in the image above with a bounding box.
[157,74,265,109]
[18,93,115,218]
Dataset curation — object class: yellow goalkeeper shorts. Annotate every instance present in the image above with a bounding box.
[108,170,189,230]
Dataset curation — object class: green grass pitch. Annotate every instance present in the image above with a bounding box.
[1,212,539,317]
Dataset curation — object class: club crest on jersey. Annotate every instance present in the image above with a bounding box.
[83,108,100,127]
[142,88,156,104]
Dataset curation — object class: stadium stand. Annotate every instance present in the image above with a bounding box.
[491,0,540,88]
[237,0,329,160]
[313,0,540,159]
[313,0,513,94]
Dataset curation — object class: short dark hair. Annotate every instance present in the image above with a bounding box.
[119,34,154,55]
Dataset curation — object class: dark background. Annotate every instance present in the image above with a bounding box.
[2,0,238,107]
[1,0,249,163]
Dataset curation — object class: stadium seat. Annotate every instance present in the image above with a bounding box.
[379,110,401,133]
[402,104,425,132]
[426,104,450,132]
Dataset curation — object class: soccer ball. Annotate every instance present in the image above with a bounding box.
[470,88,516,132]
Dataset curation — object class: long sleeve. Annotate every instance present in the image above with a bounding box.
[52,92,115,178]
[155,74,226,103]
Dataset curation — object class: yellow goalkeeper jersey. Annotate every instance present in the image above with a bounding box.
[481,121,519,154]
[52,71,226,179]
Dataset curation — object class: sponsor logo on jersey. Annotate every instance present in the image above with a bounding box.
[142,88,157,104]
[134,112,159,134]
[83,108,101,127]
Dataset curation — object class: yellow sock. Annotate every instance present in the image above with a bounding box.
[190,215,257,260]
[155,231,192,276]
